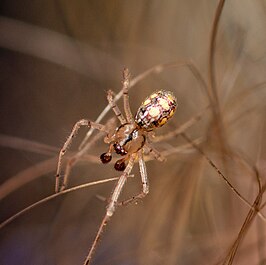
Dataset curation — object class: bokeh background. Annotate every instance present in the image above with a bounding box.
[0,1,266,265]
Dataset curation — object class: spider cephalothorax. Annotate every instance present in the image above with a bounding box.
[100,90,177,171]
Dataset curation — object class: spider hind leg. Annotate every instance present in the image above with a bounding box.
[118,150,149,206]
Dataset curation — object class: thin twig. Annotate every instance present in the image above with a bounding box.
[0,176,120,230]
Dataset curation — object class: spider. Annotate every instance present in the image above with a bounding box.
[55,68,177,265]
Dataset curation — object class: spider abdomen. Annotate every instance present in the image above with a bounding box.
[135,90,177,131]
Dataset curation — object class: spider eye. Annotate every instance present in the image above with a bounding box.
[114,159,126,171]
[135,90,177,130]
[100,152,112,164]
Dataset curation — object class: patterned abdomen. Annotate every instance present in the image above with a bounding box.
[135,90,177,131]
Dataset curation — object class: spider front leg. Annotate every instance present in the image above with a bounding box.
[106,155,136,216]
[55,119,107,193]
[106,68,134,125]
[83,155,136,265]
[122,68,134,123]
[107,90,127,125]
[119,150,150,206]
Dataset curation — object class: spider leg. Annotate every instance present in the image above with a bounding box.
[144,141,166,162]
[107,90,127,124]
[153,105,210,143]
[106,155,136,216]
[119,150,149,206]
[55,119,107,193]
[83,155,135,265]
[122,68,134,123]
[61,118,116,192]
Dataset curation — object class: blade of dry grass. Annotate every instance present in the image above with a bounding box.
[0,134,58,156]
[222,184,265,265]
[208,0,226,109]
[0,16,121,78]
[180,133,266,223]
[0,153,99,201]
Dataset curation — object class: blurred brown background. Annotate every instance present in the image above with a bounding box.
[0,1,266,265]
